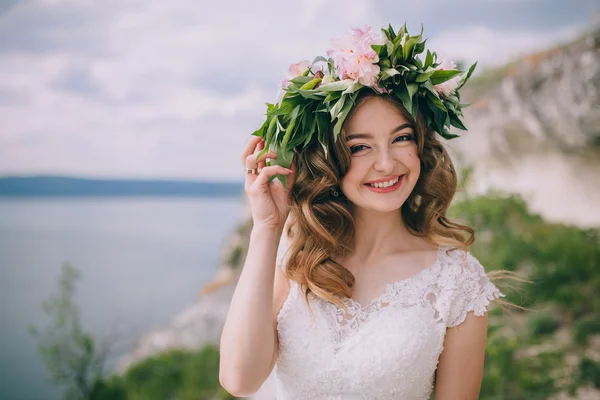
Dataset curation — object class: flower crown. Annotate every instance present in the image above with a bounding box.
[252,23,477,188]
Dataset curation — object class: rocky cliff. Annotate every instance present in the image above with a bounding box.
[454,26,600,227]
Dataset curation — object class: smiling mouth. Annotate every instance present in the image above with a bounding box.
[364,175,404,193]
[365,176,401,188]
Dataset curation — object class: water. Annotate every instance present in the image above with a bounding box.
[0,197,244,400]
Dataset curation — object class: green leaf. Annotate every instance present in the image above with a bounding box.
[342,82,363,95]
[386,40,395,60]
[280,116,298,160]
[388,24,397,40]
[420,80,438,97]
[252,119,268,137]
[289,76,313,85]
[298,90,327,100]
[380,68,401,81]
[393,79,413,114]
[266,116,278,143]
[407,83,418,98]
[319,80,353,92]
[324,90,343,103]
[426,91,447,112]
[449,114,468,131]
[303,111,318,148]
[329,95,346,120]
[275,118,285,139]
[426,95,448,131]
[379,58,392,69]
[430,69,461,85]
[398,23,407,38]
[299,77,322,90]
[415,70,434,83]
[333,94,355,140]
[413,39,427,55]
[392,42,404,63]
[412,56,423,70]
[457,61,477,90]
[327,58,335,76]
[411,96,419,118]
[424,50,434,69]
[257,117,277,159]
[316,112,330,157]
[267,148,295,189]
[440,127,459,140]
[371,44,387,58]
[402,36,418,60]
[311,56,328,66]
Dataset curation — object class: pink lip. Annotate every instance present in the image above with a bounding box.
[364,175,404,193]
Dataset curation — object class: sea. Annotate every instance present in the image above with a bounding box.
[0,197,245,400]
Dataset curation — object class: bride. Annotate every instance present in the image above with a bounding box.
[219,24,510,400]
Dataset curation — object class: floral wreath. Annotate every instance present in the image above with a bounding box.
[252,23,477,188]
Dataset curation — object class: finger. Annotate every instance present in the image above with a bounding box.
[286,156,297,190]
[256,140,266,172]
[246,149,277,169]
[241,136,263,166]
[253,165,293,187]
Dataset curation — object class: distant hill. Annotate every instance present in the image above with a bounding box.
[0,176,244,197]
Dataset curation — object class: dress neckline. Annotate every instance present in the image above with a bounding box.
[340,245,445,312]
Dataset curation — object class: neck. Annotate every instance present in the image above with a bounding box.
[350,206,418,263]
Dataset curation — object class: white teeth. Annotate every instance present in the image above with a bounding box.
[368,176,399,188]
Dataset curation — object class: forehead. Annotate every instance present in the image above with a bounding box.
[343,96,410,135]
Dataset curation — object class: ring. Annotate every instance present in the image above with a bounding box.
[246,168,258,175]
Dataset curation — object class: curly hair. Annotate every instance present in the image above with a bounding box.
[282,91,523,316]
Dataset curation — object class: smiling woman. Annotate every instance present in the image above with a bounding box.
[219,23,517,400]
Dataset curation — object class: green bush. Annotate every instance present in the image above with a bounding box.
[580,357,600,389]
[574,315,600,345]
[527,312,560,337]
[90,345,235,400]
[449,193,600,398]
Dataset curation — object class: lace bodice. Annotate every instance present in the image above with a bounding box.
[272,237,505,400]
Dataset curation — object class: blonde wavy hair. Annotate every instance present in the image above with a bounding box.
[282,92,524,315]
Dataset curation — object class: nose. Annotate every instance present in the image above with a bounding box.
[373,147,396,174]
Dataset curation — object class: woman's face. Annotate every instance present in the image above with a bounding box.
[340,96,421,213]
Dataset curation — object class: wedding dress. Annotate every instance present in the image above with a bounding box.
[272,236,504,400]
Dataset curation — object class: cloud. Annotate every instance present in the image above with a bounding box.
[428,25,582,69]
[0,0,589,180]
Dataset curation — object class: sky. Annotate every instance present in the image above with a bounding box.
[0,0,597,181]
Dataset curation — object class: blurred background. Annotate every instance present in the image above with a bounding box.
[0,0,599,399]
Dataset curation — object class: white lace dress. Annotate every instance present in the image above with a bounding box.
[272,238,505,400]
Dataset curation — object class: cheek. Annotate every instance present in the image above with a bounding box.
[340,159,366,190]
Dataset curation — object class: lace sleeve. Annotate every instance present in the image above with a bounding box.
[446,251,505,328]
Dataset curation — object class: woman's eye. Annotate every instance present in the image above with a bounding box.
[350,144,369,154]
[393,134,414,143]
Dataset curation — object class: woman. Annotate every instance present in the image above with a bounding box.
[220,24,508,400]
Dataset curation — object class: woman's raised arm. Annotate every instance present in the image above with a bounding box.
[218,136,294,397]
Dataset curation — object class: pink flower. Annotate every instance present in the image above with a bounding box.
[276,60,311,104]
[288,60,310,77]
[326,25,384,87]
[433,58,461,97]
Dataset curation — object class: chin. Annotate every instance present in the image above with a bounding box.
[352,190,410,213]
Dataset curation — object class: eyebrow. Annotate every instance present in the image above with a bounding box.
[345,123,414,141]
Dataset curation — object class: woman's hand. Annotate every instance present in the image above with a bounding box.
[242,136,296,231]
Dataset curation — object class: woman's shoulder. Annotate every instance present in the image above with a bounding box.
[438,245,489,279]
